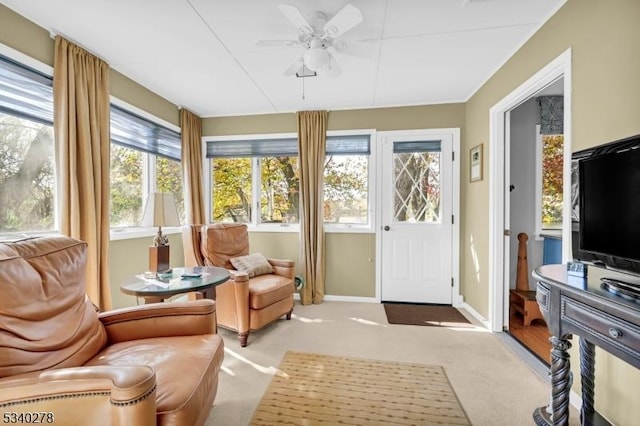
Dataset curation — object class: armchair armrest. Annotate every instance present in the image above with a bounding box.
[267,258,294,268]
[99,299,216,344]
[0,366,156,426]
[268,258,295,279]
[229,269,249,282]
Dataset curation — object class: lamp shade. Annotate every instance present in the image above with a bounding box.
[303,47,330,71]
[141,193,181,227]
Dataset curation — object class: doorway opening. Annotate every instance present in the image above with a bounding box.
[488,49,572,361]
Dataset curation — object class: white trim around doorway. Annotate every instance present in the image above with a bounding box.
[488,49,573,332]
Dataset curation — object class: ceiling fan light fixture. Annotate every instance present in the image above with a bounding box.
[303,47,330,71]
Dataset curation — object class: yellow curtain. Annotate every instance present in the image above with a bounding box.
[53,36,112,310]
[180,109,205,225]
[297,110,327,305]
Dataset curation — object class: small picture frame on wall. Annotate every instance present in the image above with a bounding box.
[470,144,483,182]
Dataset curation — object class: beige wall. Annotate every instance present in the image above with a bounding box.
[0,4,180,127]
[110,233,185,309]
[463,1,640,424]
[202,104,465,302]
[202,103,465,135]
[250,232,377,297]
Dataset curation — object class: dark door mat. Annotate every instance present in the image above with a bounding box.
[383,303,473,327]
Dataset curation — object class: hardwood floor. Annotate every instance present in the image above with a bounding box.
[508,311,551,365]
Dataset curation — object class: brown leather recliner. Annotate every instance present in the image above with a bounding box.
[0,236,224,426]
[182,223,295,347]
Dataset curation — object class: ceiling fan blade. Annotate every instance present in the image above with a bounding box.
[284,55,304,76]
[323,4,363,39]
[279,4,312,35]
[257,39,299,47]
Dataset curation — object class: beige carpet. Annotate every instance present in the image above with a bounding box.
[206,301,580,426]
[250,351,470,425]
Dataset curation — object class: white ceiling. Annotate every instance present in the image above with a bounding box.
[1,0,564,118]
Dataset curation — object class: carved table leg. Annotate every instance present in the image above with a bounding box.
[551,335,572,426]
[579,338,596,425]
[533,335,573,426]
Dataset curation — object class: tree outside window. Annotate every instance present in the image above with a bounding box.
[211,157,252,223]
[541,134,563,229]
[260,157,299,224]
[208,134,371,228]
[156,156,185,222]
[109,144,143,227]
[323,155,368,224]
[0,113,55,234]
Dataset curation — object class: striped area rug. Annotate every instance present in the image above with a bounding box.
[250,351,470,425]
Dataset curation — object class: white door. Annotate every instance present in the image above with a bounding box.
[380,130,455,304]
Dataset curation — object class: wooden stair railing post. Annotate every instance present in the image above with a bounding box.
[510,232,544,327]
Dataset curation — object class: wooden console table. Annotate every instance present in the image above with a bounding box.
[532,264,640,425]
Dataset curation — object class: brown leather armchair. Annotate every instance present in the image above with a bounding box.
[0,236,224,426]
[182,223,295,347]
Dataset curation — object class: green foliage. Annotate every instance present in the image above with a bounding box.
[211,158,252,222]
[156,156,185,222]
[0,114,54,233]
[211,154,370,224]
[323,155,368,223]
[542,135,564,225]
[109,144,142,227]
[261,157,299,223]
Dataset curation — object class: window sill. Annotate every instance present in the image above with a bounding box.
[110,226,183,241]
[245,224,374,234]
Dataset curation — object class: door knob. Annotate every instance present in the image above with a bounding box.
[384,226,390,231]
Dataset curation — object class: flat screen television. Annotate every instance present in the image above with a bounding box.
[572,133,640,285]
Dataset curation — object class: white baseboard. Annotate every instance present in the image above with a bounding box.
[453,294,464,308]
[570,390,581,412]
[293,293,378,303]
[460,302,491,329]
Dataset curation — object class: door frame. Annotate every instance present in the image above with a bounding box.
[375,128,461,306]
[488,48,573,332]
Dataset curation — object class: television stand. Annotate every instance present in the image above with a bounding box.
[601,277,640,302]
[532,264,640,425]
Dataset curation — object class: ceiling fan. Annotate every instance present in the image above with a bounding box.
[257,3,364,77]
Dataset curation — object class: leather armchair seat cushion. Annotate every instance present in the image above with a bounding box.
[249,275,295,310]
[86,334,224,426]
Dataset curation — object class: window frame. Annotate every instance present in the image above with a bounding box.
[109,97,183,241]
[534,124,563,238]
[0,45,58,239]
[203,129,376,234]
[324,129,376,233]
[205,132,298,233]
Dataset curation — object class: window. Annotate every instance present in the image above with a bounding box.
[323,134,371,226]
[535,125,564,235]
[207,137,299,226]
[109,103,183,230]
[206,132,373,230]
[0,55,55,236]
[392,140,441,223]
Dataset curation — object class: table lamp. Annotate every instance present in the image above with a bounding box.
[141,192,181,274]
